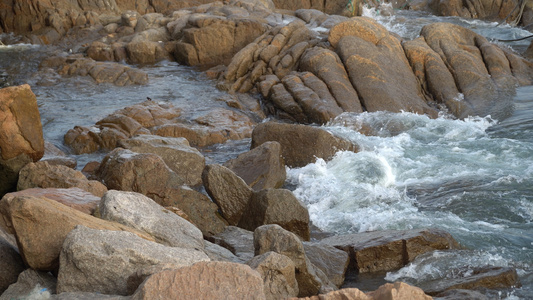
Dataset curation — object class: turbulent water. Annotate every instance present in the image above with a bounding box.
[1,5,533,299]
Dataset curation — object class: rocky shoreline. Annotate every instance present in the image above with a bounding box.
[1,0,532,299]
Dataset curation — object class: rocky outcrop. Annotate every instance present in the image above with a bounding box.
[57,226,210,295]
[17,161,108,197]
[251,121,358,168]
[0,85,44,196]
[425,0,524,25]
[224,141,286,191]
[131,261,265,300]
[320,228,460,273]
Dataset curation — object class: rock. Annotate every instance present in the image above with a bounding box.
[303,242,349,288]
[126,38,168,65]
[430,0,520,21]
[131,261,266,300]
[419,266,521,296]
[0,194,154,271]
[254,224,335,296]
[97,148,185,198]
[239,189,310,240]
[156,186,228,237]
[57,226,210,295]
[99,190,204,250]
[40,141,77,169]
[251,121,358,168]
[329,17,437,117]
[291,287,370,300]
[0,84,44,196]
[434,288,489,299]
[0,237,25,294]
[17,161,107,197]
[203,240,241,262]
[0,226,16,250]
[223,141,286,191]
[320,228,460,273]
[4,187,100,215]
[209,226,255,262]
[0,269,56,300]
[368,282,432,299]
[202,164,253,225]
[247,251,299,300]
[51,292,130,299]
[118,134,205,186]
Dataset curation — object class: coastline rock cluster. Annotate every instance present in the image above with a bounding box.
[0,0,531,298]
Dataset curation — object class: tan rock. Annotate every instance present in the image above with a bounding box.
[368,282,432,300]
[247,251,299,300]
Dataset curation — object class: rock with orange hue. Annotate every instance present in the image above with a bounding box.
[131,261,265,300]
[17,161,107,198]
[292,282,432,299]
[247,251,299,300]
[0,84,44,196]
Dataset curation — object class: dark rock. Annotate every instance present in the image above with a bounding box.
[303,242,349,288]
[209,226,255,263]
[0,269,56,300]
[0,237,25,294]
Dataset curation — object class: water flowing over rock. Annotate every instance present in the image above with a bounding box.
[131,261,265,300]
[251,121,358,168]
[0,194,154,271]
[17,161,108,197]
[223,141,286,191]
[99,190,205,250]
[57,226,210,295]
[247,251,300,300]
[320,228,460,273]
[0,85,44,196]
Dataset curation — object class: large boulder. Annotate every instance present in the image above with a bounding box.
[303,242,350,288]
[251,122,358,168]
[57,226,210,295]
[320,228,460,273]
[17,161,107,197]
[131,261,265,300]
[0,194,154,271]
[239,189,310,240]
[223,141,286,191]
[99,190,205,250]
[0,85,44,196]
[118,135,205,186]
[202,164,253,225]
[247,251,299,300]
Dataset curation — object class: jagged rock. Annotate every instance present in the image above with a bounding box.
[17,161,107,197]
[239,189,310,240]
[223,141,286,191]
[118,135,205,186]
[247,251,299,300]
[303,242,349,288]
[320,228,460,273]
[0,194,154,271]
[99,190,205,250]
[0,269,57,300]
[209,226,255,263]
[419,267,521,296]
[4,187,100,215]
[0,84,44,196]
[254,224,336,297]
[251,121,358,168]
[0,237,25,294]
[202,164,253,225]
[131,261,265,300]
[57,226,209,295]
[329,17,437,117]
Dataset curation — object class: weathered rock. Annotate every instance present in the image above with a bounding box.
[203,240,241,262]
[291,287,370,300]
[17,161,107,197]
[112,99,182,128]
[320,228,460,273]
[239,189,310,240]
[51,292,130,299]
[420,266,521,296]
[429,0,521,22]
[202,164,253,225]
[254,224,335,297]
[303,242,349,288]
[131,261,266,300]
[0,237,25,294]
[0,194,154,271]
[57,226,210,295]
[4,187,100,215]
[368,281,432,299]
[209,226,255,262]
[434,288,489,299]
[126,36,169,65]
[224,141,286,191]
[118,135,205,186]
[247,251,299,300]
[329,17,437,117]
[40,141,77,169]
[251,121,358,168]
[99,190,204,250]
[0,84,44,196]
[0,269,56,300]
[157,186,228,237]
